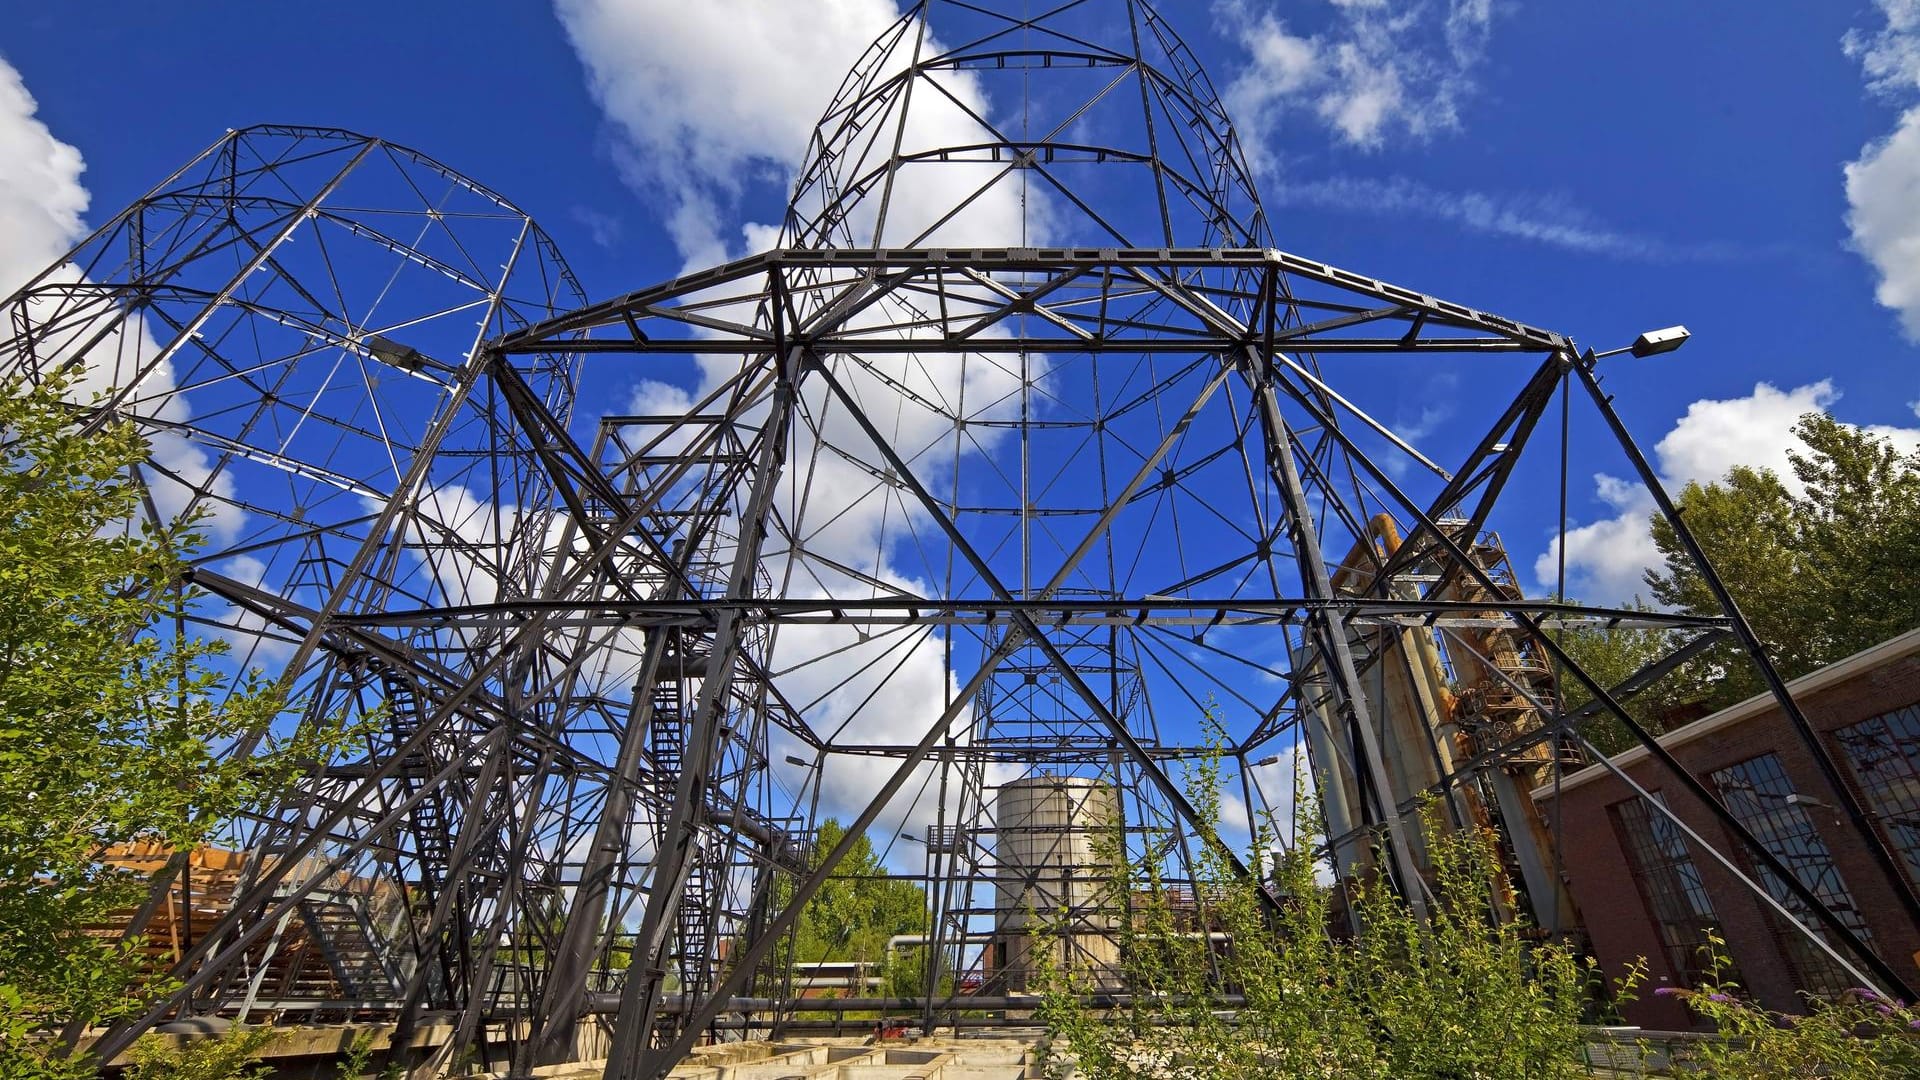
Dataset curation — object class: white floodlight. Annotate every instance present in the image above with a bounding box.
[365,334,430,372]
[1628,325,1691,358]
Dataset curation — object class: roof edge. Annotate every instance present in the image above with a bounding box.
[1534,625,1920,800]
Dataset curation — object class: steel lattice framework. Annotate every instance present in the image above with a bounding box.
[6,3,1919,1078]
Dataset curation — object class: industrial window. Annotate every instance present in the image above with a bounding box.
[1834,703,1920,892]
[1610,793,1724,988]
[1711,752,1871,996]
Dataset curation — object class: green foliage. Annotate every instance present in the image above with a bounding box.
[0,373,349,1076]
[1643,413,1920,712]
[1553,414,1920,754]
[783,819,927,969]
[335,1029,402,1080]
[337,1031,379,1080]
[1550,598,1684,756]
[124,1025,276,1080]
[1657,934,1920,1078]
[769,818,928,1016]
[1038,729,1618,1079]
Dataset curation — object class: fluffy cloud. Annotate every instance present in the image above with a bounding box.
[1215,0,1498,161]
[1538,381,1920,602]
[555,1,1059,831]
[0,55,87,296]
[554,0,902,268]
[556,0,1040,265]
[0,62,247,549]
[1846,107,1920,339]
[1846,0,1920,95]
[1845,2,1920,339]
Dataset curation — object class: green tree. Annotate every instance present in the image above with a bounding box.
[1555,414,1920,751]
[776,818,927,1004]
[0,373,342,1077]
[788,819,927,965]
[1644,413,1920,713]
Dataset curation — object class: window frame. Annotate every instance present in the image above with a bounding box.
[1609,792,1727,990]
[1833,702,1920,893]
[1711,751,1870,996]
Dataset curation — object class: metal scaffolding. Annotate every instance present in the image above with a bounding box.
[5,2,1916,1077]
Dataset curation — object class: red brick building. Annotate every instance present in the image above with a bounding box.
[1534,628,1920,1030]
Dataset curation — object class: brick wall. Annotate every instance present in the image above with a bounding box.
[1537,647,1920,1030]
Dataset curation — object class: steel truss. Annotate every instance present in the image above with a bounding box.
[5,2,1918,1077]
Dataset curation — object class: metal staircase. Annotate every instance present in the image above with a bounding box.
[677,858,713,996]
[369,659,466,1004]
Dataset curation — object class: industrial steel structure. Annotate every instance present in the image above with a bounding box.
[5,2,1917,1077]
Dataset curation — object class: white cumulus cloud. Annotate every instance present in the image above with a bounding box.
[554,0,906,268]
[1845,2,1920,339]
[1538,380,1920,602]
[0,61,244,549]
[555,0,1038,265]
[1846,106,1920,339]
[0,55,88,296]
[1215,0,1498,161]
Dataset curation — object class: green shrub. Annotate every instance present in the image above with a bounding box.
[1657,934,1920,1079]
[124,1026,276,1080]
[1038,735,1620,1079]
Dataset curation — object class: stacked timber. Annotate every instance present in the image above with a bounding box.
[87,842,414,1014]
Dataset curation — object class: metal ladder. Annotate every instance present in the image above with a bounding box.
[375,663,457,896]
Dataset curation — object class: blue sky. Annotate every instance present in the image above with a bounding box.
[6,0,1915,604]
[3,1,1918,843]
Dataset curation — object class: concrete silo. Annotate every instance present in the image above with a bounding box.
[991,776,1123,992]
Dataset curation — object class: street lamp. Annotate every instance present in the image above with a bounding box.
[364,334,430,373]
[1593,325,1691,360]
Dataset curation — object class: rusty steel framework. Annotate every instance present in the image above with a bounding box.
[6,2,1920,1077]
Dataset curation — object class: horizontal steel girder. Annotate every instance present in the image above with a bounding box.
[494,247,1571,357]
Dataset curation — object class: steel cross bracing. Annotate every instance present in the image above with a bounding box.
[6,1,1919,1076]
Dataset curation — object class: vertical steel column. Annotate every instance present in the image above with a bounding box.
[1243,345,1431,914]
[530,633,671,1064]
[609,342,802,1077]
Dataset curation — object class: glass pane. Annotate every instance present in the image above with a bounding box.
[1611,793,1727,988]
[1711,752,1868,995]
